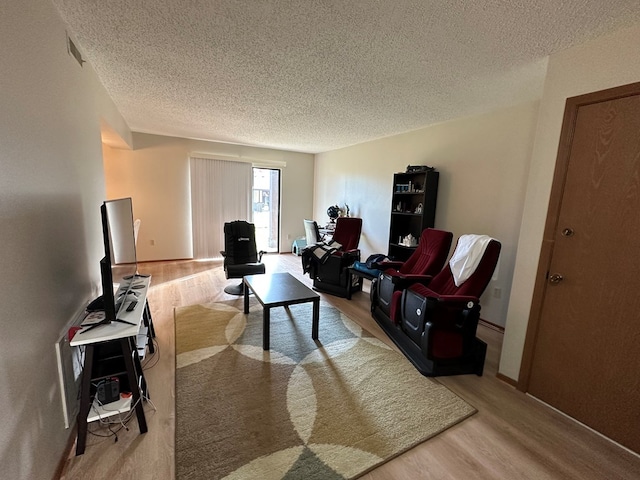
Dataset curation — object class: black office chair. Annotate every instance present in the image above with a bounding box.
[220,220,265,295]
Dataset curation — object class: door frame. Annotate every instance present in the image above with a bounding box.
[517,81,640,392]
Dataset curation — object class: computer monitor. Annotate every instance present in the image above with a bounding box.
[103,197,138,280]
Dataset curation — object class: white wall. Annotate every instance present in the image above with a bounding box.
[103,134,315,261]
[315,101,540,327]
[500,23,640,381]
[0,1,130,478]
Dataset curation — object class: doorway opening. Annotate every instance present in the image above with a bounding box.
[252,167,280,253]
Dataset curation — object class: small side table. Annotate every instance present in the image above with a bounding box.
[346,267,379,300]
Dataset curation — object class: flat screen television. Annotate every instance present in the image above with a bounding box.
[104,196,139,311]
[82,198,140,334]
[103,197,138,282]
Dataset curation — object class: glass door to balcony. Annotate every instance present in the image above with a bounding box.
[252,167,280,253]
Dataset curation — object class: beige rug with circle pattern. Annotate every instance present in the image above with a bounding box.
[175,300,475,479]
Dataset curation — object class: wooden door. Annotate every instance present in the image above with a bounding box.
[524,83,640,453]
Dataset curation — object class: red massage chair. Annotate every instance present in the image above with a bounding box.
[373,234,501,376]
[371,228,453,320]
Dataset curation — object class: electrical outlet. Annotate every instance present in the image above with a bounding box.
[287,234,291,240]
[493,287,501,299]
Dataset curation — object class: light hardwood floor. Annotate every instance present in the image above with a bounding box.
[59,254,640,479]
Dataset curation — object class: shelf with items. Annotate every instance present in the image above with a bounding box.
[87,369,145,423]
[391,211,422,217]
[388,168,439,261]
[388,242,419,251]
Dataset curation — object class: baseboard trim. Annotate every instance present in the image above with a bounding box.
[479,318,504,333]
[496,372,518,387]
[138,257,197,264]
[53,426,77,480]
[528,394,640,459]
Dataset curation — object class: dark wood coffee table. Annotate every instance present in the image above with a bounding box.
[243,273,320,350]
[243,272,320,350]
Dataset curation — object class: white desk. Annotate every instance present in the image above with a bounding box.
[72,276,151,345]
[71,275,153,455]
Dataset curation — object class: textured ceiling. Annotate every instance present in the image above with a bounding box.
[52,1,640,153]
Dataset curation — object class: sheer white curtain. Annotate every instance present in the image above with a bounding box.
[190,157,252,259]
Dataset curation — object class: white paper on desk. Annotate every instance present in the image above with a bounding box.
[82,311,106,325]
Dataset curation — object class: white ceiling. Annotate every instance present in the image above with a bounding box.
[52,1,640,154]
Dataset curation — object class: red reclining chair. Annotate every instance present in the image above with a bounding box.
[376,235,501,376]
[303,217,362,298]
[371,228,453,321]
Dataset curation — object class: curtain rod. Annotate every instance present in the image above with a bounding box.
[189,152,287,167]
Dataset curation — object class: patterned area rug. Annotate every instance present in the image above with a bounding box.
[175,300,475,479]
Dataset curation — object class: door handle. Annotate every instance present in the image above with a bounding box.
[548,273,564,284]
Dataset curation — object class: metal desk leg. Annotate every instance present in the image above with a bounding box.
[244,279,250,314]
[263,307,271,350]
[312,298,320,340]
[120,337,148,434]
[75,344,94,455]
[143,302,156,353]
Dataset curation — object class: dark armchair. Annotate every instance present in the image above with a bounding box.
[371,228,453,322]
[220,220,265,295]
[302,217,362,298]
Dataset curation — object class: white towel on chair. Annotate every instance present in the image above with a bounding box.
[449,234,493,287]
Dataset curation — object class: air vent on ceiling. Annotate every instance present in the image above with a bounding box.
[66,33,85,67]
